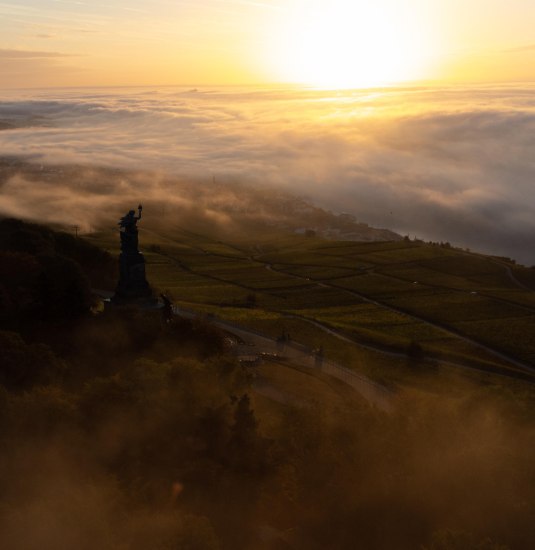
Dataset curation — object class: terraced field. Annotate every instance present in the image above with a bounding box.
[88,226,535,383]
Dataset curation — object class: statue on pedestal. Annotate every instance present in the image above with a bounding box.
[113,204,152,302]
[119,205,142,253]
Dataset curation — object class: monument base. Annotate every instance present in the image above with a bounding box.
[112,251,153,304]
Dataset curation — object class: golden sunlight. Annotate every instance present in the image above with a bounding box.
[269,0,434,88]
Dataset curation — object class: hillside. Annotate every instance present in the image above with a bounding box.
[1,219,535,549]
[87,223,535,385]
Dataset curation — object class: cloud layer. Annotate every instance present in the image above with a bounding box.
[0,84,534,263]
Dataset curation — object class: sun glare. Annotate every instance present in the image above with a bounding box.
[269,0,432,89]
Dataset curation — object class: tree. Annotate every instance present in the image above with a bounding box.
[0,330,65,389]
[36,254,93,320]
[228,394,265,472]
[422,530,510,550]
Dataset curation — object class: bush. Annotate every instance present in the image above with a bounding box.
[0,331,65,390]
[423,530,510,550]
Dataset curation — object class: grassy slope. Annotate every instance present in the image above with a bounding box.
[87,226,535,384]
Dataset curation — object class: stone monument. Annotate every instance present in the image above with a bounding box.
[113,204,152,302]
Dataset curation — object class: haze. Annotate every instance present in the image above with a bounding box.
[2,4,535,548]
[1,84,534,264]
[0,1,534,263]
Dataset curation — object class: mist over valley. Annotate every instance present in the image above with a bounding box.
[1,84,534,263]
[2,0,535,547]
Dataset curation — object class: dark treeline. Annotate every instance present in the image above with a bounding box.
[0,219,534,549]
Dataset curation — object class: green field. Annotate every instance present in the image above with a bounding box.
[88,226,535,383]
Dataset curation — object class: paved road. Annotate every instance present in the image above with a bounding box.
[263,263,535,377]
[144,228,535,380]
[501,263,534,292]
[147,227,533,374]
[176,307,394,412]
[456,248,535,292]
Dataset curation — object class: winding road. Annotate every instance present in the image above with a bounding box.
[175,306,394,412]
[142,228,535,383]
[262,262,535,377]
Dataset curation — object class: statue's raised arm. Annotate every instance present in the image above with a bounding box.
[119,204,143,230]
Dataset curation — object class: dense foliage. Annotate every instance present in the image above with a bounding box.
[0,218,115,332]
[0,220,534,550]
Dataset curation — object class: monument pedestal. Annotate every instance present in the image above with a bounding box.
[113,251,152,303]
[111,205,156,306]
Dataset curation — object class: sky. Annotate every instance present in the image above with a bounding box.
[0,2,534,263]
[0,0,535,88]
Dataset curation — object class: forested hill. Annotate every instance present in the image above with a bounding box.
[1,218,534,550]
[0,217,115,330]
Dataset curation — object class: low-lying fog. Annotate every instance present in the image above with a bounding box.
[0,84,534,263]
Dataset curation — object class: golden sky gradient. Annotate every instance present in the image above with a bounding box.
[1,0,534,88]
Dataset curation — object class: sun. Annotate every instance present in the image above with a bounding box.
[268,0,431,89]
